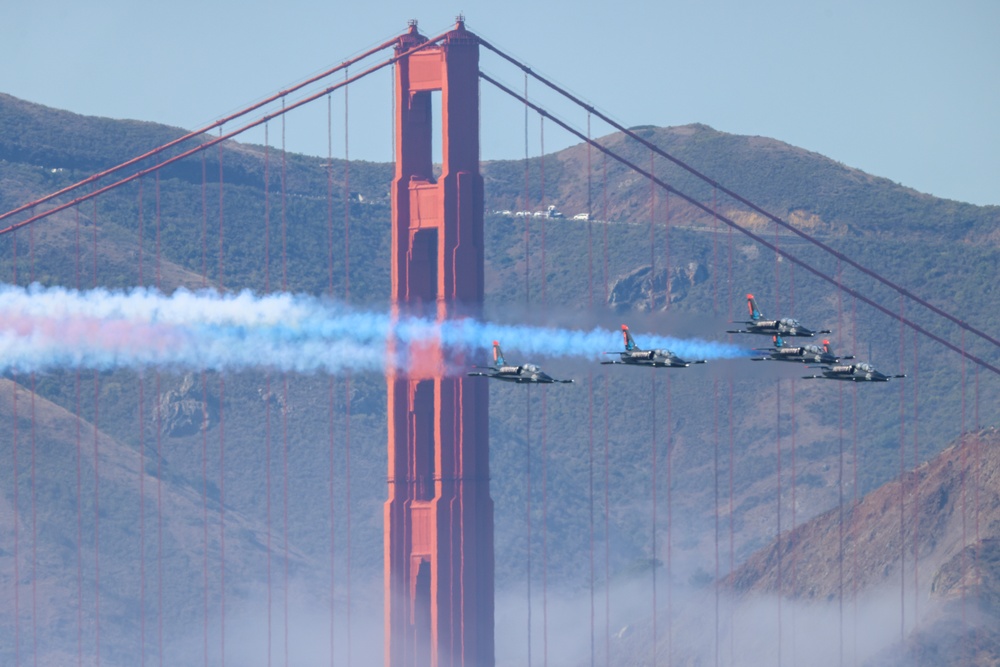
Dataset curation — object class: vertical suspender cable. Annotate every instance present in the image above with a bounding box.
[726,192,736,665]
[588,374,595,667]
[218,138,227,666]
[525,388,533,667]
[911,328,919,632]
[327,93,337,667]
[540,118,546,303]
[586,113,596,667]
[92,199,102,667]
[601,153,609,303]
[665,375,673,665]
[898,298,907,646]
[263,122,274,667]
[541,388,549,667]
[201,153,210,667]
[343,70,354,667]
[75,205,84,667]
[651,372,658,664]
[137,180,146,667]
[776,383,782,667]
[603,380,611,667]
[12,230,20,667]
[30,212,38,667]
[523,73,530,303]
[155,171,164,664]
[281,107,290,667]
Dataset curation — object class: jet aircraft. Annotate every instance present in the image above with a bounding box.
[467,341,573,384]
[801,361,906,382]
[727,294,831,337]
[751,335,853,365]
[601,324,706,368]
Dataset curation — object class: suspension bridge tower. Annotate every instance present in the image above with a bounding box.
[385,18,493,667]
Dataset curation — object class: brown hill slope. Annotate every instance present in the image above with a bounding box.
[728,427,1000,665]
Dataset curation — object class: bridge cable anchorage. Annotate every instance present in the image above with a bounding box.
[0,32,451,239]
[479,70,1000,376]
[0,34,403,228]
[477,37,1000,354]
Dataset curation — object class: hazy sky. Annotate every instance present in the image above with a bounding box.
[2,0,997,206]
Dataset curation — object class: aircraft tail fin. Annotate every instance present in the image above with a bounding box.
[621,324,639,351]
[747,294,762,321]
[823,339,833,355]
[492,340,505,367]
[773,334,784,348]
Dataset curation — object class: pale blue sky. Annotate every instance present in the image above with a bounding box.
[2,0,997,205]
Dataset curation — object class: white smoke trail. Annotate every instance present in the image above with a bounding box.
[0,284,750,373]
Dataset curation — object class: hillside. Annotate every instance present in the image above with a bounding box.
[0,93,998,665]
[727,428,1000,666]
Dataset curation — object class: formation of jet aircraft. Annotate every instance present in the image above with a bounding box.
[467,292,904,385]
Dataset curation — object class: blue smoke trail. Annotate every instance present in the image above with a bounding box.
[0,284,750,374]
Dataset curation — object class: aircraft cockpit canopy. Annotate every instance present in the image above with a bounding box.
[523,364,540,373]
[856,362,874,372]
[779,317,800,327]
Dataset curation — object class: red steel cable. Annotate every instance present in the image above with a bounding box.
[541,389,549,667]
[2,35,451,241]
[326,92,337,667]
[74,206,83,667]
[540,117,546,304]
[650,152,656,310]
[13,363,20,667]
[652,373,658,664]
[911,329,920,637]
[526,387,534,667]
[91,197,102,667]
[343,74,354,665]
[155,171,164,665]
[202,375,210,667]
[0,34,404,229]
[898,298,907,646]
[219,136,228,667]
[776,382,783,667]
[665,375,673,663]
[587,114,593,309]
[602,381,610,667]
[263,121,273,667]
[200,159,210,667]
[138,182,147,662]
[283,377,290,667]
[588,374,596,667]
[30,220,38,667]
[281,110,290,664]
[601,153,609,304]
[523,73,530,304]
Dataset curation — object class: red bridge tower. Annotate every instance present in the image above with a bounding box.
[385,19,493,667]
